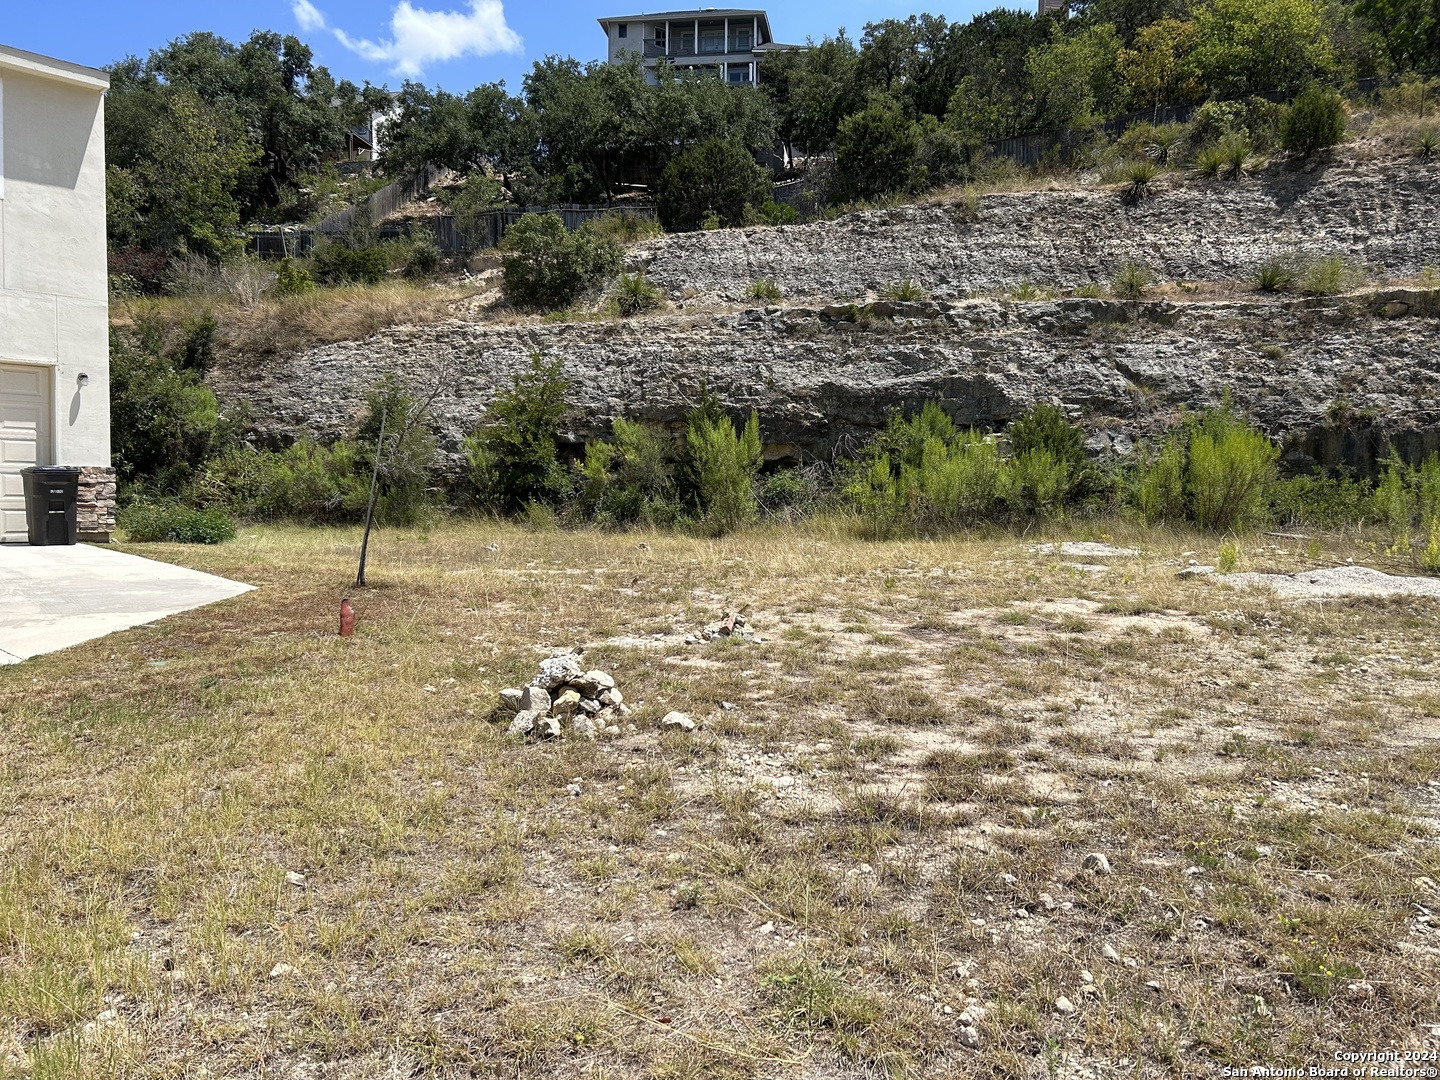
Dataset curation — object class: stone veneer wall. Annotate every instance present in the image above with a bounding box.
[77,466,117,541]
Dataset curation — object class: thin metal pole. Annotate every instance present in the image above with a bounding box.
[356,406,387,587]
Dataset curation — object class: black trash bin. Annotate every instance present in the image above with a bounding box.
[21,466,81,546]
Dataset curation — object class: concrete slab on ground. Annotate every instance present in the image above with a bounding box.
[0,544,254,664]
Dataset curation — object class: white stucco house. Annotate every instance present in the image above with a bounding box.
[598,8,792,86]
[0,44,113,543]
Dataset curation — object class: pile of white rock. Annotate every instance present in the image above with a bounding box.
[683,612,757,646]
[499,652,628,740]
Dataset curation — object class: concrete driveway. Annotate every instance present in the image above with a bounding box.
[0,544,254,664]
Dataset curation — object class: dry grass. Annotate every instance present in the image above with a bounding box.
[111,281,487,357]
[2,519,1438,1077]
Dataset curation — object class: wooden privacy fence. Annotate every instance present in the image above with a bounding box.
[314,163,450,234]
[248,203,657,258]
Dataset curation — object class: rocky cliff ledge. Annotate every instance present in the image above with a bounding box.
[631,154,1440,303]
[211,289,1440,473]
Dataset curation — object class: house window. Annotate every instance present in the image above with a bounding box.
[655,27,666,49]
[732,29,751,50]
[727,66,749,84]
[617,22,628,38]
[700,28,723,53]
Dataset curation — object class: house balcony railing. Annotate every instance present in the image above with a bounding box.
[641,44,758,60]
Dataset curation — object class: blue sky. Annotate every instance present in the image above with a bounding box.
[4,0,1010,93]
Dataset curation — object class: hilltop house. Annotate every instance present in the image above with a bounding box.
[598,8,791,86]
[0,45,113,542]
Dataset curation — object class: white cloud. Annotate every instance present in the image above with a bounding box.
[332,0,522,77]
[292,0,328,32]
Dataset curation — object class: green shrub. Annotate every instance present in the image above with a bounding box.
[833,96,921,203]
[356,375,438,526]
[1194,143,1228,178]
[657,139,771,232]
[313,242,388,286]
[465,353,572,511]
[1253,259,1294,292]
[1135,436,1186,525]
[1219,133,1253,177]
[1281,87,1347,155]
[747,200,798,226]
[576,418,681,526]
[687,403,762,536]
[1216,540,1240,574]
[1122,159,1160,202]
[1187,407,1279,532]
[611,273,664,317]
[1268,473,1373,527]
[758,468,816,516]
[190,440,370,523]
[399,235,441,278]
[916,431,1005,525]
[1009,281,1045,300]
[274,258,316,296]
[880,279,927,302]
[1415,128,1438,162]
[122,501,236,544]
[109,329,227,494]
[500,214,622,311]
[748,277,782,302]
[1299,256,1357,296]
[587,211,663,244]
[1422,517,1440,573]
[1112,262,1152,299]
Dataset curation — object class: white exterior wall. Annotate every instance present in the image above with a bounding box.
[0,57,110,472]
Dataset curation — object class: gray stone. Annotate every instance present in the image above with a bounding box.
[579,698,603,714]
[660,711,696,732]
[1054,995,1076,1015]
[1083,852,1113,875]
[534,716,562,739]
[533,654,583,690]
[571,714,598,739]
[599,687,623,706]
[957,1025,981,1049]
[552,689,582,719]
[508,710,542,736]
[499,687,523,710]
[577,669,616,695]
[518,686,552,714]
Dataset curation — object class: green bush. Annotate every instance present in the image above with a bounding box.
[657,139,771,232]
[122,501,236,544]
[500,214,622,311]
[575,418,681,526]
[354,375,438,526]
[1135,436,1186,525]
[744,201,798,227]
[1122,159,1159,202]
[312,242,388,286]
[1194,143,1228,178]
[465,353,572,511]
[758,468,817,516]
[189,440,370,523]
[1219,134,1253,177]
[687,403,762,536]
[1187,407,1280,532]
[880,279,927,302]
[611,273,664,316]
[1253,259,1295,292]
[916,431,1006,525]
[1112,262,1152,300]
[1416,128,1438,162]
[748,278,782,301]
[1268,472,1373,528]
[833,96,921,203]
[1299,256,1358,296]
[398,235,441,278]
[1281,86,1347,155]
[588,211,664,244]
[274,258,316,296]
[109,329,227,494]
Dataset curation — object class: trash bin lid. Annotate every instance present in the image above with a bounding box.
[22,465,82,476]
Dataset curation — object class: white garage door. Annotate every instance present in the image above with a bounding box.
[1,363,53,543]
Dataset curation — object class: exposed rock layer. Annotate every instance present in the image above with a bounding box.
[211,291,1440,473]
[630,156,1440,302]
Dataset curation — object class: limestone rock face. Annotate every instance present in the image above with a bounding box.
[207,158,1440,473]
